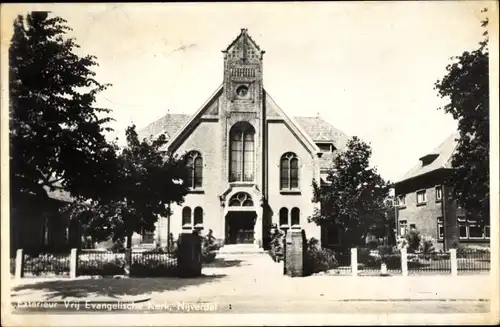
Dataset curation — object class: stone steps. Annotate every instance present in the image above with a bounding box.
[217,244,266,255]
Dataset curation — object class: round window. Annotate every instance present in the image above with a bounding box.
[235,85,249,98]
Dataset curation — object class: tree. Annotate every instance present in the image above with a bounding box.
[62,126,191,247]
[9,11,116,207]
[434,9,490,225]
[310,137,390,249]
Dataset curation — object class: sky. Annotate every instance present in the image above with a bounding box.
[1,2,493,182]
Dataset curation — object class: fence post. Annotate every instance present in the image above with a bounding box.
[450,249,458,276]
[124,248,132,276]
[15,249,24,279]
[401,247,408,276]
[351,248,358,276]
[70,248,77,279]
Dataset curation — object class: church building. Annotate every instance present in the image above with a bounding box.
[135,29,349,249]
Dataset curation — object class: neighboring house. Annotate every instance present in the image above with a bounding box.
[394,132,490,251]
[132,29,349,249]
[10,186,80,256]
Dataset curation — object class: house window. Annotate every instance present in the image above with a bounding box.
[186,151,203,188]
[410,224,416,231]
[194,207,203,227]
[182,207,192,226]
[397,195,406,207]
[142,230,155,244]
[280,152,299,190]
[467,220,483,239]
[458,217,468,239]
[317,143,333,152]
[399,220,408,236]
[291,207,300,226]
[229,122,255,182]
[279,207,289,227]
[435,186,442,202]
[437,217,444,239]
[416,190,427,205]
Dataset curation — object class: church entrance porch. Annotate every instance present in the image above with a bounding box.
[225,211,257,244]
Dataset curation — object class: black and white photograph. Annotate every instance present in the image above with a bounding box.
[1,2,498,326]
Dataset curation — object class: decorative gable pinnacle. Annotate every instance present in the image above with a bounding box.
[222,28,265,59]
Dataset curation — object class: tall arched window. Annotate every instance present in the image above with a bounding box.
[186,151,203,188]
[194,207,203,225]
[280,152,299,190]
[182,207,192,226]
[279,207,289,226]
[291,207,300,226]
[229,122,255,182]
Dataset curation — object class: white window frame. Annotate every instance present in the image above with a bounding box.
[397,194,406,207]
[416,190,427,205]
[458,217,468,239]
[435,186,442,202]
[437,217,444,239]
[399,220,408,236]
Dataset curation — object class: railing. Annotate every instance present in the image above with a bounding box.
[357,248,402,276]
[332,251,352,275]
[131,252,178,277]
[23,253,71,277]
[77,250,126,276]
[407,252,451,275]
[457,249,490,274]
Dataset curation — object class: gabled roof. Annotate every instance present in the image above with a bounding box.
[396,132,459,184]
[223,28,264,55]
[136,90,350,171]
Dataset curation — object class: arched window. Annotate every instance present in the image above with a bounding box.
[280,152,299,190]
[194,207,203,225]
[279,207,289,226]
[229,122,255,182]
[228,192,254,207]
[182,207,192,226]
[291,207,300,226]
[186,151,203,188]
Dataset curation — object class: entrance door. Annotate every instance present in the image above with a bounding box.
[226,212,256,244]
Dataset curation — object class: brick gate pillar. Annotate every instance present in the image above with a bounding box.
[284,227,306,277]
[177,231,202,278]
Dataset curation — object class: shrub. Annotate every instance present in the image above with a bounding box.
[130,255,177,277]
[77,254,126,276]
[269,230,285,262]
[405,229,421,253]
[201,230,222,263]
[24,254,70,276]
[420,236,435,255]
[357,248,381,268]
[304,237,338,275]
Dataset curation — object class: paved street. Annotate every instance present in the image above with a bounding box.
[10,251,493,315]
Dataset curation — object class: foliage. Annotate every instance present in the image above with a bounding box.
[405,229,421,253]
[201,230,223,263]
[304,237,338,275]
[130,256,177,277]
[310,137,390,248]
[77,255,126,276]
[358,246,401,269]
[9,11,117,208]
[434,9,490,226]
[420,236,435,255]
[61,125,191,246]
[269,229,285,262]
[23,254,70,276]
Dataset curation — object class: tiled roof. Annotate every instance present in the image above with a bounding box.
[293,116,349,148]
[137,113,349,167]
[396,132,459,183]
[137,113,191,141]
